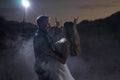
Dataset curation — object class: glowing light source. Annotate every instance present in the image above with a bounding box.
[21,0,30,22]
[22,0,30,8]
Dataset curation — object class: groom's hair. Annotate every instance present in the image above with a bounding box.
[36,16,49,26]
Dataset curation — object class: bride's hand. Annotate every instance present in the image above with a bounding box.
[55,18,60,27]
[73,17,79,24]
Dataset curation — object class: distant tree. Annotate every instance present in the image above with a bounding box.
[79,20,91,25]
[0,16,6,22]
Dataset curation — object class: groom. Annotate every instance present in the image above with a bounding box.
[33,16,66,80]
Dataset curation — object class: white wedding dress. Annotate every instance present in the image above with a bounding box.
[45,27,75,80]
[41,58,75,80]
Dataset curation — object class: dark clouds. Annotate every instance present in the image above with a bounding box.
[76,0,120,10]
[77,4,115,10]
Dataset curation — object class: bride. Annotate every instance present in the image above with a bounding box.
[45,18,75,80]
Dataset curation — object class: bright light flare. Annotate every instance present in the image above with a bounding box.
[22,0,30,8]
[56,38,67,44]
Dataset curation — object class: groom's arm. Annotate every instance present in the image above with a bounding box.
[44,48,66,64]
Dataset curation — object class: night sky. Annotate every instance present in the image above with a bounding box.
[0,0,120,24]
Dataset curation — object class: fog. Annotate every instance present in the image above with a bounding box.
[0,37,37,80]
[1,33,120,80]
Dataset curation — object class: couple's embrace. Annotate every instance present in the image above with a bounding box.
[33,16,80,80]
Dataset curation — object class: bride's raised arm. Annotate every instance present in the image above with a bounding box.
[73,17,81,56]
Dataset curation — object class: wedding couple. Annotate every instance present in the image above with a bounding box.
[33,16,80,80]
